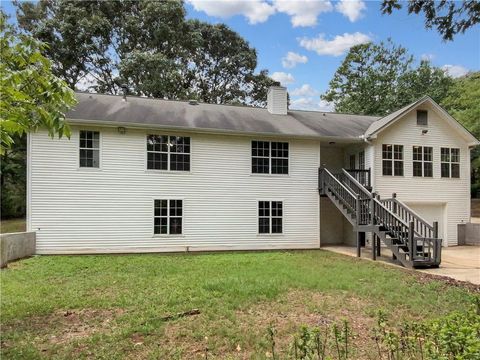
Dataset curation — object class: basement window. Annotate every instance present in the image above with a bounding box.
[154,199,183,235]
[147,135,190,171]
[258,201,283,234]
[79,130,100,168]
[413,146,433,177]
[417,110,428,126]
[382,144,403,176]
[441,148,460,178]
[252,141,289,175]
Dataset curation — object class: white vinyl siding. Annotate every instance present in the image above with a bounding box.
[29,127,320,253]
[371,103,471,246]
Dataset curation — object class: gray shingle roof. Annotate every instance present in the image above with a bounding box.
[67,92,380,140]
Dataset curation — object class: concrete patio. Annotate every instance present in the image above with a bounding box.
[323,245,480,285]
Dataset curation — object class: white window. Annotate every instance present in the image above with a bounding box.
[252,141,288,175]
[79,130,100,168]
[147,135,190,171]
[382,144,403,176]
[154,199,183,235]
[258,201,283,234]
[441,148,460,178]
[413,146,433,177]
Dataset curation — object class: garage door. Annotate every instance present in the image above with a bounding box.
[405,202,446,243]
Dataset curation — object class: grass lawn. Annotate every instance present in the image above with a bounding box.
[0,218,26,234]
[1,251,477,359]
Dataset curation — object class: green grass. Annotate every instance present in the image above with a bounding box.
[0,218,26,234]
[1,251,475,359]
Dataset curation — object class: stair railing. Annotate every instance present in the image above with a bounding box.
[380,194,437,239]
[341,169,372,225]
[372,196,410,245]
[344,168,371,189]
[320,168,358,217]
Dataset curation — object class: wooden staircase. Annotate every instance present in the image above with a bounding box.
[319,168,442,268]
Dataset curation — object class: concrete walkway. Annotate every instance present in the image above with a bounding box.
[323,245,480,285]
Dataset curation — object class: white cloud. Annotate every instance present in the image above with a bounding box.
[187,0,275,24]
[291,84,319,97]
[442,64,469,78]
[421,53,435,61]
[271,72,295,85]
[291,97,334,112]
[335,0,366,22]
[274,0,334,27]
[282,52,308,69]
[299,32,371,56]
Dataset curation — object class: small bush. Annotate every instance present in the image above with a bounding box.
[268,298,480,359]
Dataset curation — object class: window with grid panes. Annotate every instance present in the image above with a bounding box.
[252,141,288,174]
[147,135,190,171]
[382,144,403,176]
[79,130,100,168]
[258,201,283,234]
[154,199,183,235]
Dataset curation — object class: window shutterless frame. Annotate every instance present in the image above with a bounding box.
[251,140,289,175]
[152,198,184,236]
[382,144,403,176]
[441,147,460,178]
[412,146,433,177]
[78,130,101,169]
[257,200,284,235]
[145,134,191,172]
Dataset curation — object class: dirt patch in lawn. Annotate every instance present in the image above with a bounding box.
[155,290,380,359]
[2,308,124,354]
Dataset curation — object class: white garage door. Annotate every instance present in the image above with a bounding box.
[405,202,446,243]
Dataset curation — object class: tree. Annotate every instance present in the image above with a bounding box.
[381,0,480,41]
[0,11,77,153]
[321,40,452,116]
[440,72,480,195]
[15,0,277,105]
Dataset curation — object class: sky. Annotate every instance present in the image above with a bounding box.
[2,0,479,111]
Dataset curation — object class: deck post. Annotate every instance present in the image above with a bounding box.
[408,221,415,262]
[370,193,376,260]
[392,193,397,213]
[377,235,381,256]
[433,221,438,239]
[356,195,361,257]
[356,232,362,257]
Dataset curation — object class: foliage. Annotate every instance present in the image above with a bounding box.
[321,39,452,116]
[15,0,278,105]
[0,135,26,219]
[0,11,77,153]
[373,300,480,359]
[1,251,474,357]
[270,299,480,359]
[381,0,480,41]
[441,72,480,193]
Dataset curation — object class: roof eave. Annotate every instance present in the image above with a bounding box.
[66,117,365,143]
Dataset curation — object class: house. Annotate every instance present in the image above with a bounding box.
[27,86,479,267]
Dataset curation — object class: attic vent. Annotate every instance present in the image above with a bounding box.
[189,99,199,105]
[417,110,428,126]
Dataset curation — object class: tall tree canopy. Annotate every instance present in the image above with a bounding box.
[321,40,453,116]
[441,72,480,190]
[0,11,76,153]
[15,0,278,106]
[381,0,480,41]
